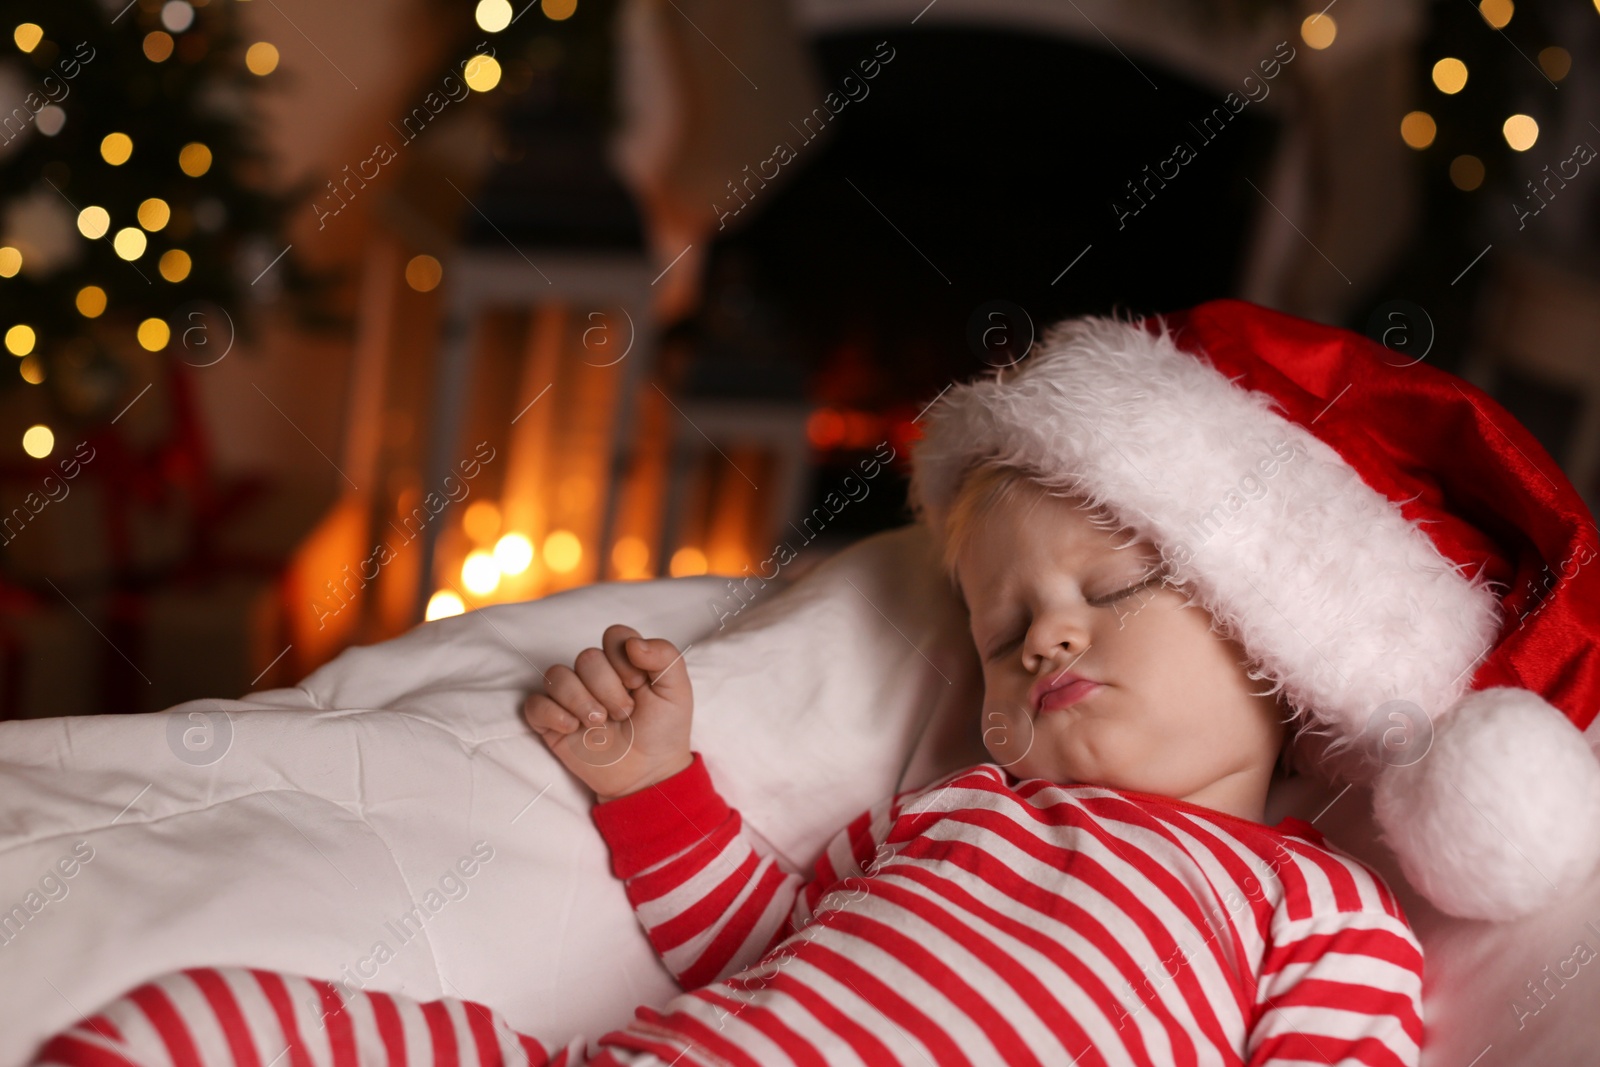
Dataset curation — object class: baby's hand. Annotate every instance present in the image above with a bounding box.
[523,623,694,802]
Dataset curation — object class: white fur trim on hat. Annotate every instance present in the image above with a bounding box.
[908,314,1505,767]
[1372,687,1600,921]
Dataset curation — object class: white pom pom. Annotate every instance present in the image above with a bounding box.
[1372,687,1600,921]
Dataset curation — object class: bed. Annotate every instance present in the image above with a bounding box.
[2,523,1596,1066]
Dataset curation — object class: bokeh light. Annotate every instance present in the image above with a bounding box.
[143,31,174,62]
[159,249,192,282]
[542,530,582,573]
[1479,0,1513,29]
[113,227,148,260]
[76,285,107,318]
[1503,114,1538,151]
[405,254,442,292]
[462,550,501,595]
[426,590,465,621]
[161,1,195,33]
[101,132,134,165]
[1450,155,1485,191]
[493,533,534,575]
[544,0,578,20]
[464,54,502,92]
[77,206,111,240]
[476,0,513,32]
[138,198,171,231]
[18,355,43,385]
[1400,111,1437,150]
[0,247,21,277]
[5,325,35,356]
[246,42,279,75]
[14,23,43,52]
[22,425,54,459]
[1538,47,1571,82]
[1301,14,1336,49]
[137,317,171,351]
[179,142,212,177]
[463,500,500,542]
[612,536,650,579]
[669,546,707,577]
[1431,58,1467,94]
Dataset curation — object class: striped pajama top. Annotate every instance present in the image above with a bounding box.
[582,752,1425,1066]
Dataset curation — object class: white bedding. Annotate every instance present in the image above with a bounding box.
[1,523,1597,1065]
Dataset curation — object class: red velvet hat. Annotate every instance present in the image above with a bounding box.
[908,297,1600,921]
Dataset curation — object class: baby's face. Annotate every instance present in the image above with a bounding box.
[955,488,1286,819]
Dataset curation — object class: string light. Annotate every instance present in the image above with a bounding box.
[1503,114,1539,151]
[669,546,707,577]
[76,286,107,317]
[611,536,650,579]
[1479,0,1513,29]
[5,325,35,356]
[426,590,465,620]
[493,533,534,575]
[463,500,500,542]
[18,355,43,385]
[22,425,54,459]
[544,0,577,20]
[542,530,582,573]
[179,142,212,177]
[405,254,442,291]
[476,0,512,32]
[77,206,111,240]
[137,317,171,351]
[101,132,134,165]
[1538,47,1571,82]
[161,1,195,32]
[1300,14,1336,49]
[246,42,279,75]
[159,249,192,282]
[14,23,43,52]
[462,550,501,595]
[463,54,502,92]
[138,198,171,231]
[144,30,174,62]
[1431,58,1467,94]
[1400,111,1437,150]
[0,247,20,277]
[113,227,148,260]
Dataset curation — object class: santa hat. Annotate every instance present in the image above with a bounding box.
[907,297,1600,923]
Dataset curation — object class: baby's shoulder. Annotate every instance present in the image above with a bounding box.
[1263,833,1411,927]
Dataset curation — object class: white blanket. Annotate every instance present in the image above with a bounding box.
[1,524,1596,1065]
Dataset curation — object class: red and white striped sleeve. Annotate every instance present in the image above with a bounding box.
[588,751,927,991]
[1245,906,1425,1066]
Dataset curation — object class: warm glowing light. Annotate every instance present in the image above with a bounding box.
[1431,58,1467,94]
[1300,13,1336,49]
[1538,47,1571,82]
[463,500,500,542]
[463,54,502,92]
[137,317,171,351]
[493,533,534,575]
[144,30,174,62]
[0,247,20,277]
[543,0,577,20]
[159,248,192,282]
[462,550,501,595]
[1503,114,1539,151]
[807,408,846,448]
[113,227,148,260]
[426,590,465,620]
[612,536,650,578]
[76,286,107,317]
[542,530,582,573]
[5,325,35,356]
[138,198,171,231]
[161,1,195,33]
[476,0,513,31]
[14,23,43,52]
[22,425,54,459]
[1450,155,1485,191]
[405,254,442,292]
[669,546,707,577]
[101,132,134,165]
[246,42,279,75]
[77,205,111,240]
[1400,111,1437,150]
[18,355,43,384]
[179,142,212,177]
[1478,0,1513,29]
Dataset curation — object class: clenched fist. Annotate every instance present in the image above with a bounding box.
[523,623,694,802]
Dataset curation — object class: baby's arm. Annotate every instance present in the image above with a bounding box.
[1245,905,1425,1066]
